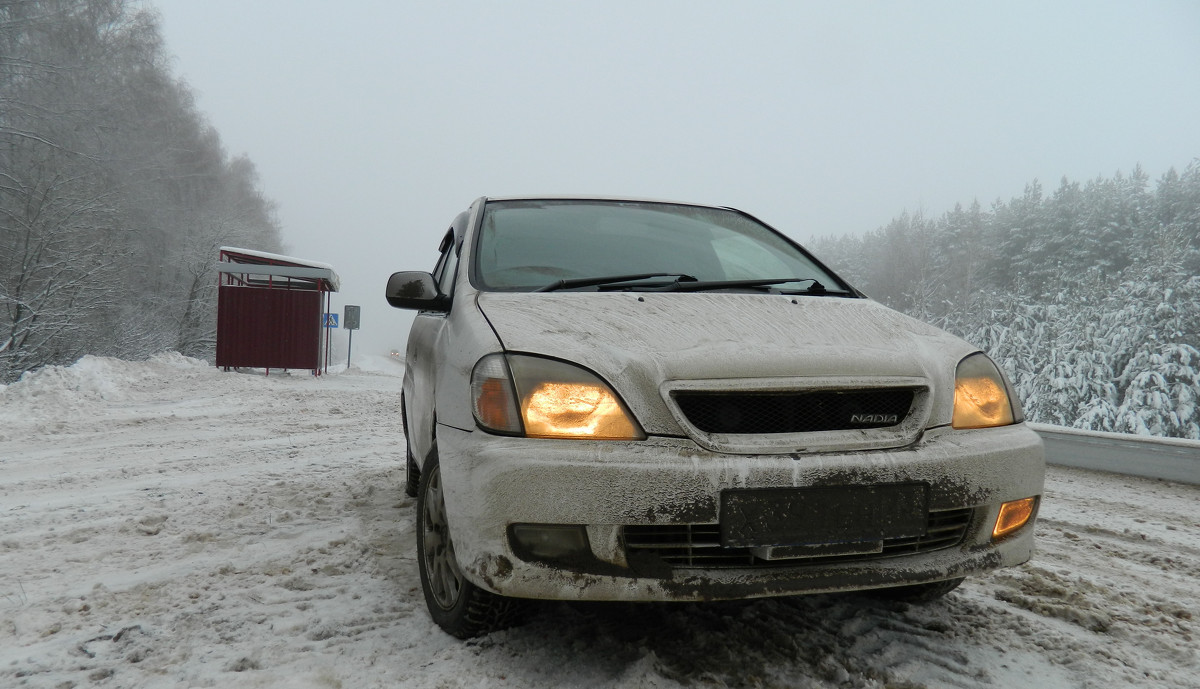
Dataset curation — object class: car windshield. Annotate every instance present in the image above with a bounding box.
[472,200,851,293]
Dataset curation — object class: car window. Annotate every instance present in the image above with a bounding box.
[472,200,844,292]
[711,233,796,280]
[431,229,458,295]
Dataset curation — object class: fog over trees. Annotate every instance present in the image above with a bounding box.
[811,164,1200,439]
[4,1,1198,440]
[1,0,281,383]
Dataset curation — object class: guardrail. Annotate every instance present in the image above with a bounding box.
[1031,423,1200,485]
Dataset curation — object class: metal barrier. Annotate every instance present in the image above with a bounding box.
[1031,423,1200,485]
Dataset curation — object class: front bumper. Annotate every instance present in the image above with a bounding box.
[435,423,1045,601]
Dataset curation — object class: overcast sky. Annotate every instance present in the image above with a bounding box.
[151,0,1200,356]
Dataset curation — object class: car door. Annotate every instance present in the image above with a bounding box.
[403,227,460,467]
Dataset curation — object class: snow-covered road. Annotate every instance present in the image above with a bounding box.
[1,355,1196,688]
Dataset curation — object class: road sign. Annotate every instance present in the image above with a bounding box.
[344,305,360,330]
[323,313,338,328]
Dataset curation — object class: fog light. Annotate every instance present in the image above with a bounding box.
[993,497,1037,540]
[510,524,590,562]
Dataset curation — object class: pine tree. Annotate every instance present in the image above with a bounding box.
[811,165,1199,438]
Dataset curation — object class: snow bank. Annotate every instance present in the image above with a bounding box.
[0,353,212,441]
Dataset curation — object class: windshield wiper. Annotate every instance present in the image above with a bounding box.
[646,277,833,294]
[536,273,698,292]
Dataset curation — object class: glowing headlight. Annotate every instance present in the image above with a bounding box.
[952,353,1020,429]
[471,353,644,440]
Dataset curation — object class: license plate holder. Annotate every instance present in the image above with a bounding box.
[720,484,928,548]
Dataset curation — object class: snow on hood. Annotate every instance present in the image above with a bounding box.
[476,292,977,434]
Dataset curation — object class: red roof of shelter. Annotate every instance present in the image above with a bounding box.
[218,247,340,292]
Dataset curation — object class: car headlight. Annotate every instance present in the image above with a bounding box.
[952,353,1022,429]
[471,353,645,440]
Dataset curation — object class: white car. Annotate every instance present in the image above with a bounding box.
[387,197,1044,638]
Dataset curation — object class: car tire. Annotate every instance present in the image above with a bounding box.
[868,577,965,603]
[416,449,524,638]
[401,396,419,498]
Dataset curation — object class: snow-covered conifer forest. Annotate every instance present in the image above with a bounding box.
[4,1,1198,440]
[1,0,283,384]
[810,167,1200,439]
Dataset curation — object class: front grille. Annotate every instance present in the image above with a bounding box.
[672,388,915,434]
[623,508,973,570]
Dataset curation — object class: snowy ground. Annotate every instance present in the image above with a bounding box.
[1,355,1197,689]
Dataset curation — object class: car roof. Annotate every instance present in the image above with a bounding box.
[481,195,736,211]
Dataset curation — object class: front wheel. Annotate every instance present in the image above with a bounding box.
[416,451,524,638]
[401,396,419,498]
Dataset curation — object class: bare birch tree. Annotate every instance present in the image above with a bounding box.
[1,0,281,382]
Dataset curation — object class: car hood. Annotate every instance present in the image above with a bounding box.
[475,292,977,440]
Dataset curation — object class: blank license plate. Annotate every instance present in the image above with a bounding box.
[720,484,928,548]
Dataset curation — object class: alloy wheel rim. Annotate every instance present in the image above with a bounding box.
[422,466,462,609]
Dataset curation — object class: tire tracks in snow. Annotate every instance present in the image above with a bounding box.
[3,360,1198,688]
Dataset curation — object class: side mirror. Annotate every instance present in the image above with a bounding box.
[385,271,450,311]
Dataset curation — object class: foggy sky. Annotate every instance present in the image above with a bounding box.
[152,0,1200,357]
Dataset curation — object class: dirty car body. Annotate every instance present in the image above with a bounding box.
[387,197,1045,638]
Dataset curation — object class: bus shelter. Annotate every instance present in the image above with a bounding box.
[215,247,341,375]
